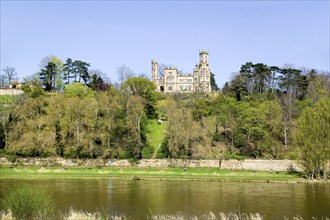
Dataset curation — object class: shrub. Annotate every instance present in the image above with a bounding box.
[1,185,58,220]
[142,145,154,159]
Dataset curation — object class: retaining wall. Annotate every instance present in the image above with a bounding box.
[0,157,305,172]
[0,89,24,95]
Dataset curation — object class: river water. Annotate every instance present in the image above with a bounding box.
[0,179,329,219]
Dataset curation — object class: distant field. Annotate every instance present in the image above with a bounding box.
[0,95,16,104]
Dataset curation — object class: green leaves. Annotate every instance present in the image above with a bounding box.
[63,82,94,98]
[295,98,330,179]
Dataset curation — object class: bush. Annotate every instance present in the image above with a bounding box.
[142,145,154,159]
[1,185,58,220]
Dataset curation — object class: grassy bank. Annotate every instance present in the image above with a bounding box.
[0,166,302,181]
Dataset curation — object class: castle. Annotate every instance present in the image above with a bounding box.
[151,50,212,93]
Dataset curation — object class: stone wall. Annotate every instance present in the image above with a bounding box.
[138,159,303,171]
[0,157,305,171]
[0,89,24,95]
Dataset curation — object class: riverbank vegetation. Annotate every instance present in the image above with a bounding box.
[0,59,329,179]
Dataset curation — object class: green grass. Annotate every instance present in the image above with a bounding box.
[0,95,16,104]
[146,119,166,148]
[0,166,302,181]
[1,185,58,220]
[145,119,167,157]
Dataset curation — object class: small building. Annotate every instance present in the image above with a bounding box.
[10,80,22,89]
[151,50,212,93]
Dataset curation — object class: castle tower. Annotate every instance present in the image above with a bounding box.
[194,50,211,92]
[199,50,208,64]
[151,60,158,83]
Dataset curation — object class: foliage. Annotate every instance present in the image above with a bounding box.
[210,72,219,91]
[1,59,329,162]
[1,185,58,220]
[63,58,91,85]
[0,95,16,104]
[121,77,157,118]
[63,82,94,98]
[295,98,330,179]
[39,62,57,92]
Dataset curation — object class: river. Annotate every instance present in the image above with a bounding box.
[0,179,329,219]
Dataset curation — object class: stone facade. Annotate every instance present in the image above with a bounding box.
[152,50,212,93]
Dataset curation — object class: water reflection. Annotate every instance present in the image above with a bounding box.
[0,179,329,219]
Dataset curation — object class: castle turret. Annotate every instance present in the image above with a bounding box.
[151,60,158,83]
[199,50,208,63]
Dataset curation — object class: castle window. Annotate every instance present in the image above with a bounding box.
[168,86,172,91]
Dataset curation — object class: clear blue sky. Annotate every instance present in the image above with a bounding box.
[1,0,329,87]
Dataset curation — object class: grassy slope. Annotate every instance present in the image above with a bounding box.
[0,95,15,104]
[0,166,302,181]
[145,119,166,156]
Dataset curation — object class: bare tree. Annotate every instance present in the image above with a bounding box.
[2,66,17,83]
[138,73,149,79]
[116,65,135,84]
[158,63,173,77]
[39,55,56,69]
[0,74,7,88]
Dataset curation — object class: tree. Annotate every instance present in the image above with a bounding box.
[260,100,285,159]
[98,90,121,155]
[163,99,197,158]
[211,95,238,153]
[234,102,267,157]
[252,63,271,93]
[2,66,17,83]
[269,66,281,93]
[88,69,108,91]
[0,105,10,149]
[210,72,219,91]
[157,63,171,77]
[0,74,7,88]
[64,58,74,84]
[39,56,65,91]
[230,73,248,101]
[89,73,104,91]
[306,70,328,103]
[73,60,90,84]
[121,77,157,118]
[295,99,330,179]
[278,67,307,100]
[8,97,49,156]
[63,59,90,85]
[239,62,254,95]
[125,95,146,159]
[39,62,57,92]
[64,82,94,98]
[116,65,135,85]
